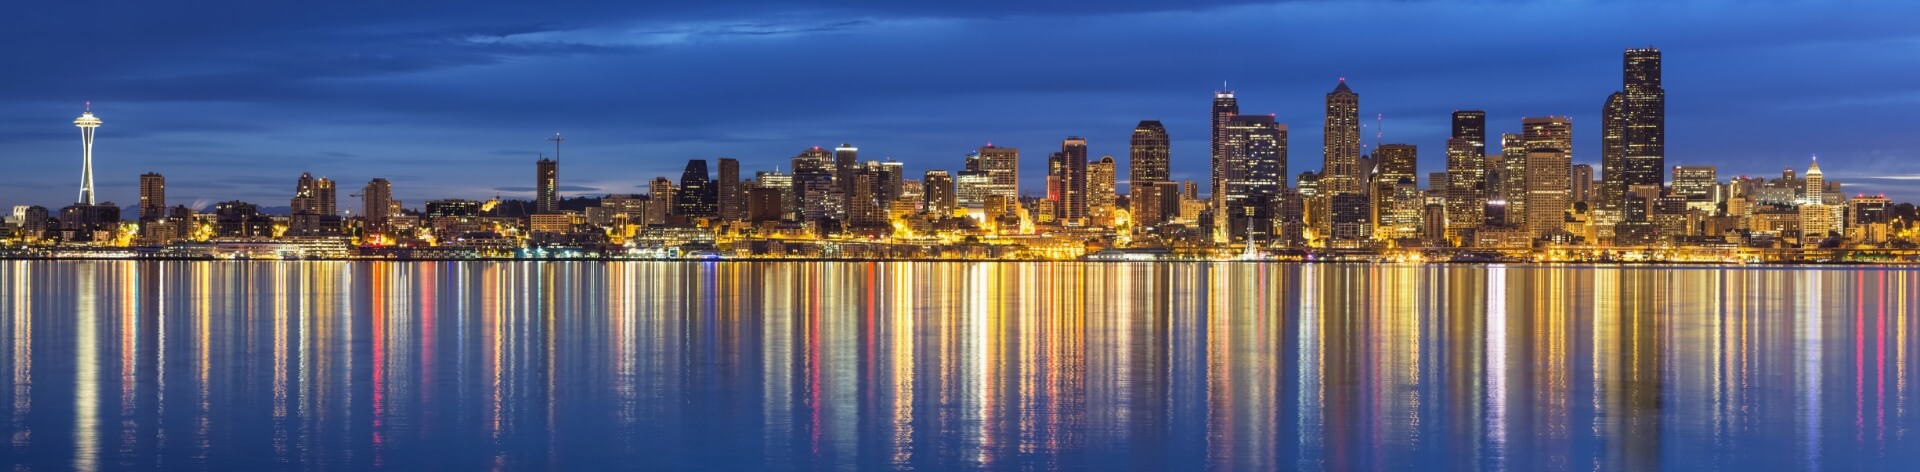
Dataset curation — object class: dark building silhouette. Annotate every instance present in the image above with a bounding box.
[718,158,743,221]
[675,159,717,218]
[535,157,559,214]
[1603,48,1665,212]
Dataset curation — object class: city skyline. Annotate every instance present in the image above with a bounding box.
[0,2,1915,209]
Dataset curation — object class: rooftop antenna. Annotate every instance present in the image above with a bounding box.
[547,132,565,160]
[1375,113,1384,148]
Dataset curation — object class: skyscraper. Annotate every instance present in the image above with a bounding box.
[1603,48,1666,211]
[290,172,339,237]
[1804,158,1824,205]
[1220,114,1287,242]
[1322,79,1362,195]
[923,170,956,215]
[1088,156,1116,225]
[977,145,1020,200]
[1372,144,1417,238]
[1571,164,1595,205]
[1058,137,1089,224]
[1451,111,1487,161]
[1602,92,1627,212]
[291,172,337,216]
[718,158,744,220]
[1444,138,1485,239]
[1131,120,1170,184]
[1525,148,1572,238]
[1671,165,1718,212]
[363,178,393,229]
[138,172,165,221]
[791,147,835,220]
[75,105,101,205]
[834,144,859,197]
[1211,90,1239,220]
[1130,120,1171,229]
[676,159,717,218]
[648,177,675,223]
[1498,132,1528,226]
[535,157,559,214]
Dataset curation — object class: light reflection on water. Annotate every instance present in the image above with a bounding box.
[0,261,1914,470]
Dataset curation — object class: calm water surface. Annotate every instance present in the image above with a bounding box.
[0,261,1916,470]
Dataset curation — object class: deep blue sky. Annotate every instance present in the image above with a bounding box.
[3,1,1917,211]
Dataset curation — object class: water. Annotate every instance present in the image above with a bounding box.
[0,261,1915,470]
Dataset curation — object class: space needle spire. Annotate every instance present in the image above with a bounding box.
[75,102,102,205]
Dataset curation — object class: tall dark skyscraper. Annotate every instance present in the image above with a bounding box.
[1130,120,1171,229]
[535,157,558,214]
[1059,137,1088,224]
[1451,111,1487,161]
[1603,48,1665,212]
[1322,79,1362,195]
[1220,114,1286,242]
[138,172,165,221]
[676,159,717,218]
[834,144,858,197]
[718,157,743,220]
[1372,144,1417,231]
[1210,90,1239,218]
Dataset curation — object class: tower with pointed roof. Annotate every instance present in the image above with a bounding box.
[1322,79,1362,195]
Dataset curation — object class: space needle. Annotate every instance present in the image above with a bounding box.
[75,103,102,205]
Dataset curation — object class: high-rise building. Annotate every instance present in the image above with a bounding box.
[847,172,886,229]
[977,145,1020,200]
[1220,114,1287,242]
[138,172,165,221]
[1372,144,1418,238]
[648,177,675,223]
[1497,133,1528,226]
[75,105,102,205]
[924,170,956,215]
[363,178,393,229]
[1057,137,1089,224]
[535,157,559,214]
[675,159,717,218]
[1570,164,1595,205]
[1524,116,1574,155]
[292,172,337,216]
[717,158,743,220]
[1804,158,1825,205]
[1525,148,1572,239]
[878,160,906,205]
[1131,120,1171,229]
[1088,156,1117,225]
[1322,80,1362,195]
[791,147,835,221]
[1671,165,1718,205]
[834,144,858,197]
[1451,111,1487,161]
[955,170,992,216]
[1131,120,1170,184]
[1445,135,1486,241]
[1603,48,1666,212]
[289,172,339,237]
[1211,90,1239,213]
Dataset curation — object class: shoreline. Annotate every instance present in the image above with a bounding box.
[0,256,1916,266]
